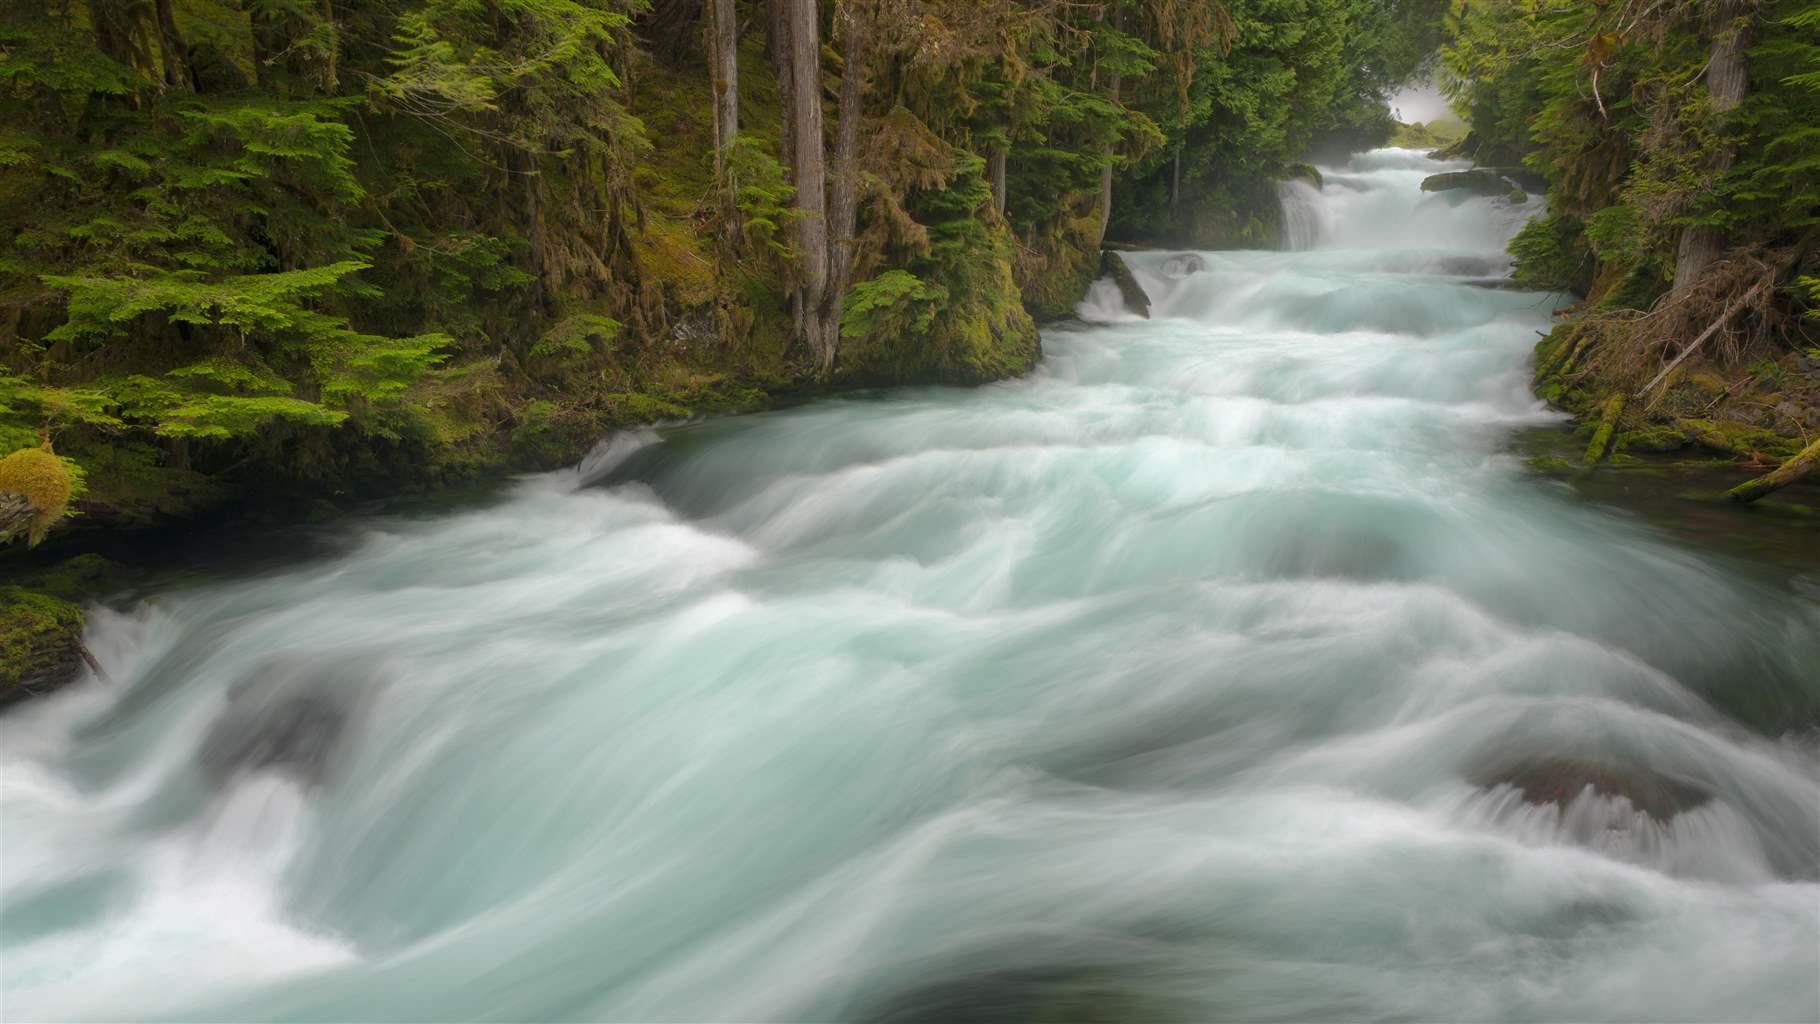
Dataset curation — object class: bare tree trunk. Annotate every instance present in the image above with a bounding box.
[770,0,794,169]
[990,146,1008,217]
[1170,144,1182,217]
[1673,0,1751,292]
[709,0,738,175]
[785,0,831,370]
[1094,8,1123,249]
[822,2,866,351]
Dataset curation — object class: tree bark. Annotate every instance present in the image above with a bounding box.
[770,0,794,169]
[785,0,831,369]
[1727,436,1820,503]
[990,146,1008,217]
[1673,0,1752,292]
[154,0,194,90]
[1095,8,1123,249]
[709,0,738,176]
[822,1,866,352]
[1170,143,1182,217]
[0,492,33,545]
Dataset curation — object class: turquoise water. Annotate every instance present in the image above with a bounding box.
[3,150,1817,1022]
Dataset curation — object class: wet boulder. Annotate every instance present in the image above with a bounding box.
[1473,758,1709,820]
[1162,253,1207,277]
[1420,169,1519,197]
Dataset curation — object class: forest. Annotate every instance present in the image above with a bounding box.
[1,0,1438,542]
[1450,0,1820,483]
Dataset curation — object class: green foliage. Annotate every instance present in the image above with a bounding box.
[1509,214,1594,294]
[840,271,948,345]
[1444,0,1820,312]
[723,137,798,257]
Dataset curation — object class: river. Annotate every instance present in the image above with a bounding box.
[3,148,1817,1022]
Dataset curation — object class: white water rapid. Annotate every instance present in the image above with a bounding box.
[3,149,1818,1022]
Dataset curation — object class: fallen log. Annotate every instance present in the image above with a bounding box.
[1727,435,1820,503]
[1583,393,1626,465]
[1101,250,1152,319]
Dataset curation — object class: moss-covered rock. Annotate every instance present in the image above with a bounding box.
[0,587,85,703]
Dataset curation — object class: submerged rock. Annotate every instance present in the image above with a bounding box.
[1474,758,1709,820]
[855,963,1181,1024]
[199,662,367,786]
[1161,253,1207,277]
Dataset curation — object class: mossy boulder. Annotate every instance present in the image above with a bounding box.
[0,587,85,703]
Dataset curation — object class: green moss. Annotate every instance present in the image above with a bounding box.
[0,587,85,700]
[1583,393,1626,465]
[1526,455,1577,475]
[1615,425,1689,453]
[1678,419,1803,460]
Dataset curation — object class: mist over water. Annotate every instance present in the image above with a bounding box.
[4,149,1818,1022]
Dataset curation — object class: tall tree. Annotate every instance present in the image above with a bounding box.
[709,0,739,175]
[1673,0,1754,292]
[784,0,832,368]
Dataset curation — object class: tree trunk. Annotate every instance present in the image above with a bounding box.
[154,0,193,90]
[822,2,865,351]
[990,146,1008,217]
[1673,0,1752,292]
[1095,9,1123,249]
[0,493,33,545]
[770,0,794,168]
[1171,143,1182,217]
[785,0,831,370]
[709,0,738,176]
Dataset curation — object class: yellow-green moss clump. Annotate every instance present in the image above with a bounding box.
[0,447,72,546]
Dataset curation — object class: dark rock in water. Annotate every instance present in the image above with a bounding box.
[1473,758,1709,820]
[1100,251,1152,319]
[199,661,366,786]
[1420,169,1518,197]
[1161,253,1207,277]
[1484,166,1548,193]
[1431,255,1502,277]
[856,964,1179,1024]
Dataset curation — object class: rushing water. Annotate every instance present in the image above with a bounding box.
[4,149,1819,1022]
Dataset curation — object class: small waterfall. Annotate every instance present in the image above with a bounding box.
[1277,179,1327,251]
